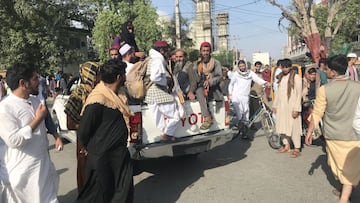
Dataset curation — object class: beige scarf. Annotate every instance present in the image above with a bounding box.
[197,58,215,79]
[81,81,132,133]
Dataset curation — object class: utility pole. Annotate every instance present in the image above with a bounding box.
[175,0,181,48]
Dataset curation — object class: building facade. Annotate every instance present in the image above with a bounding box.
[190,0,213,49]
[216,12,229,51]
[252,52,270,66]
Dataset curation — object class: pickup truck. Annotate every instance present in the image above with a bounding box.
[51,77,237,160]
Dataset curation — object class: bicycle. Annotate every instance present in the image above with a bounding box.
[230,91,282,149]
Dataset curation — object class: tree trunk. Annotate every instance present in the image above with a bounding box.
[304,33,322,64]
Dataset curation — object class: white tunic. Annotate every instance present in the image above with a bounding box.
[145,49,184,137]
[125,61,134,76]
[228,71,266,121]
[0,94,58,203]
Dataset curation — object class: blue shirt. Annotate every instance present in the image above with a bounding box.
[318,69,327,85]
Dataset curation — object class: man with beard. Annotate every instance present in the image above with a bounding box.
[306,55,360,203]
[172,49,192,98]
[273,59,302,158]
[188,42,223,130]
[0,63,59,202]
[145,41,184,142]
[77,60,133,203]
[228,60,270,139]
[119,43,136,74]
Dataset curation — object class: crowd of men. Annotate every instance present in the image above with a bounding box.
[0,18,360,202]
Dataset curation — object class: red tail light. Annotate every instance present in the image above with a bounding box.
[224,100,230,112]
[224,101,230,126]
[129,112,142,143]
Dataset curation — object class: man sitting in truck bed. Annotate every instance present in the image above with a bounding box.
[172,48,192,100]
[188,42,223,130]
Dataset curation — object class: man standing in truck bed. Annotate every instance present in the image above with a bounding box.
[145,40,184,142]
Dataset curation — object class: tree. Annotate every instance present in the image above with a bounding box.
[0,0,91,72]
[325,0,360,53]
[92,0,162,62]
[212,50,233,67]
[267,0,351,63]
[162,15,193,49]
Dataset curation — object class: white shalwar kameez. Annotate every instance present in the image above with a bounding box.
[145,49,184,137]
[228,70,266,122]
[0,94,58,203]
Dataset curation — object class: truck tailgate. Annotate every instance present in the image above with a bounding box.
[141,100,228,144]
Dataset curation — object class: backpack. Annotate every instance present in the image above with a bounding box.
[125,57,152,99]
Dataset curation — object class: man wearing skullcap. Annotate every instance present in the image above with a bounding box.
[346,52,359,81]
[119,43,136,74]
[188,41,223,130]
[145,41,184,142]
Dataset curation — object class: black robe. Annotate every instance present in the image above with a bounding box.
[77,103,133,203]
[120,22,139,52]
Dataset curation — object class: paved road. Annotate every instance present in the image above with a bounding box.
[50,129,360,203]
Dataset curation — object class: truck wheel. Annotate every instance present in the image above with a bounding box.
[268,133,282,149]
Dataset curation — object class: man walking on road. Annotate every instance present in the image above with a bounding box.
[0,63,59,203]
[306,55,360,203]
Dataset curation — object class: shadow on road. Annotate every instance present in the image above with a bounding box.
[308,154,341,188]
[308,152,360,202]
[58,189,77,203]
[133,136,251,203]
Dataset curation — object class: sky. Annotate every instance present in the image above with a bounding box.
[151,0,290,61]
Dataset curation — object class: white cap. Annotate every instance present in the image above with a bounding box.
[347,52,357,58]
[119,44,131,56]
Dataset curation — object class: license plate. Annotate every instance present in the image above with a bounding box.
[172,141,210,156]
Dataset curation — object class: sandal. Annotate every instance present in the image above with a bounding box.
[290,150,301,158]
[277,147,290,153]
[200,118,213,130]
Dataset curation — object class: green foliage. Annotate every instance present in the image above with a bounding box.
[92,10,124,62]
[92,0,162,62]
[212,50,233,67]
[0,0,164,70]
[124,0,162,52]
[287,0,360,54]
[162,15,193,48]
[329,0,360,52]
[187,49,200,62]
[247,61,252,70]
[0,0,90,72]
